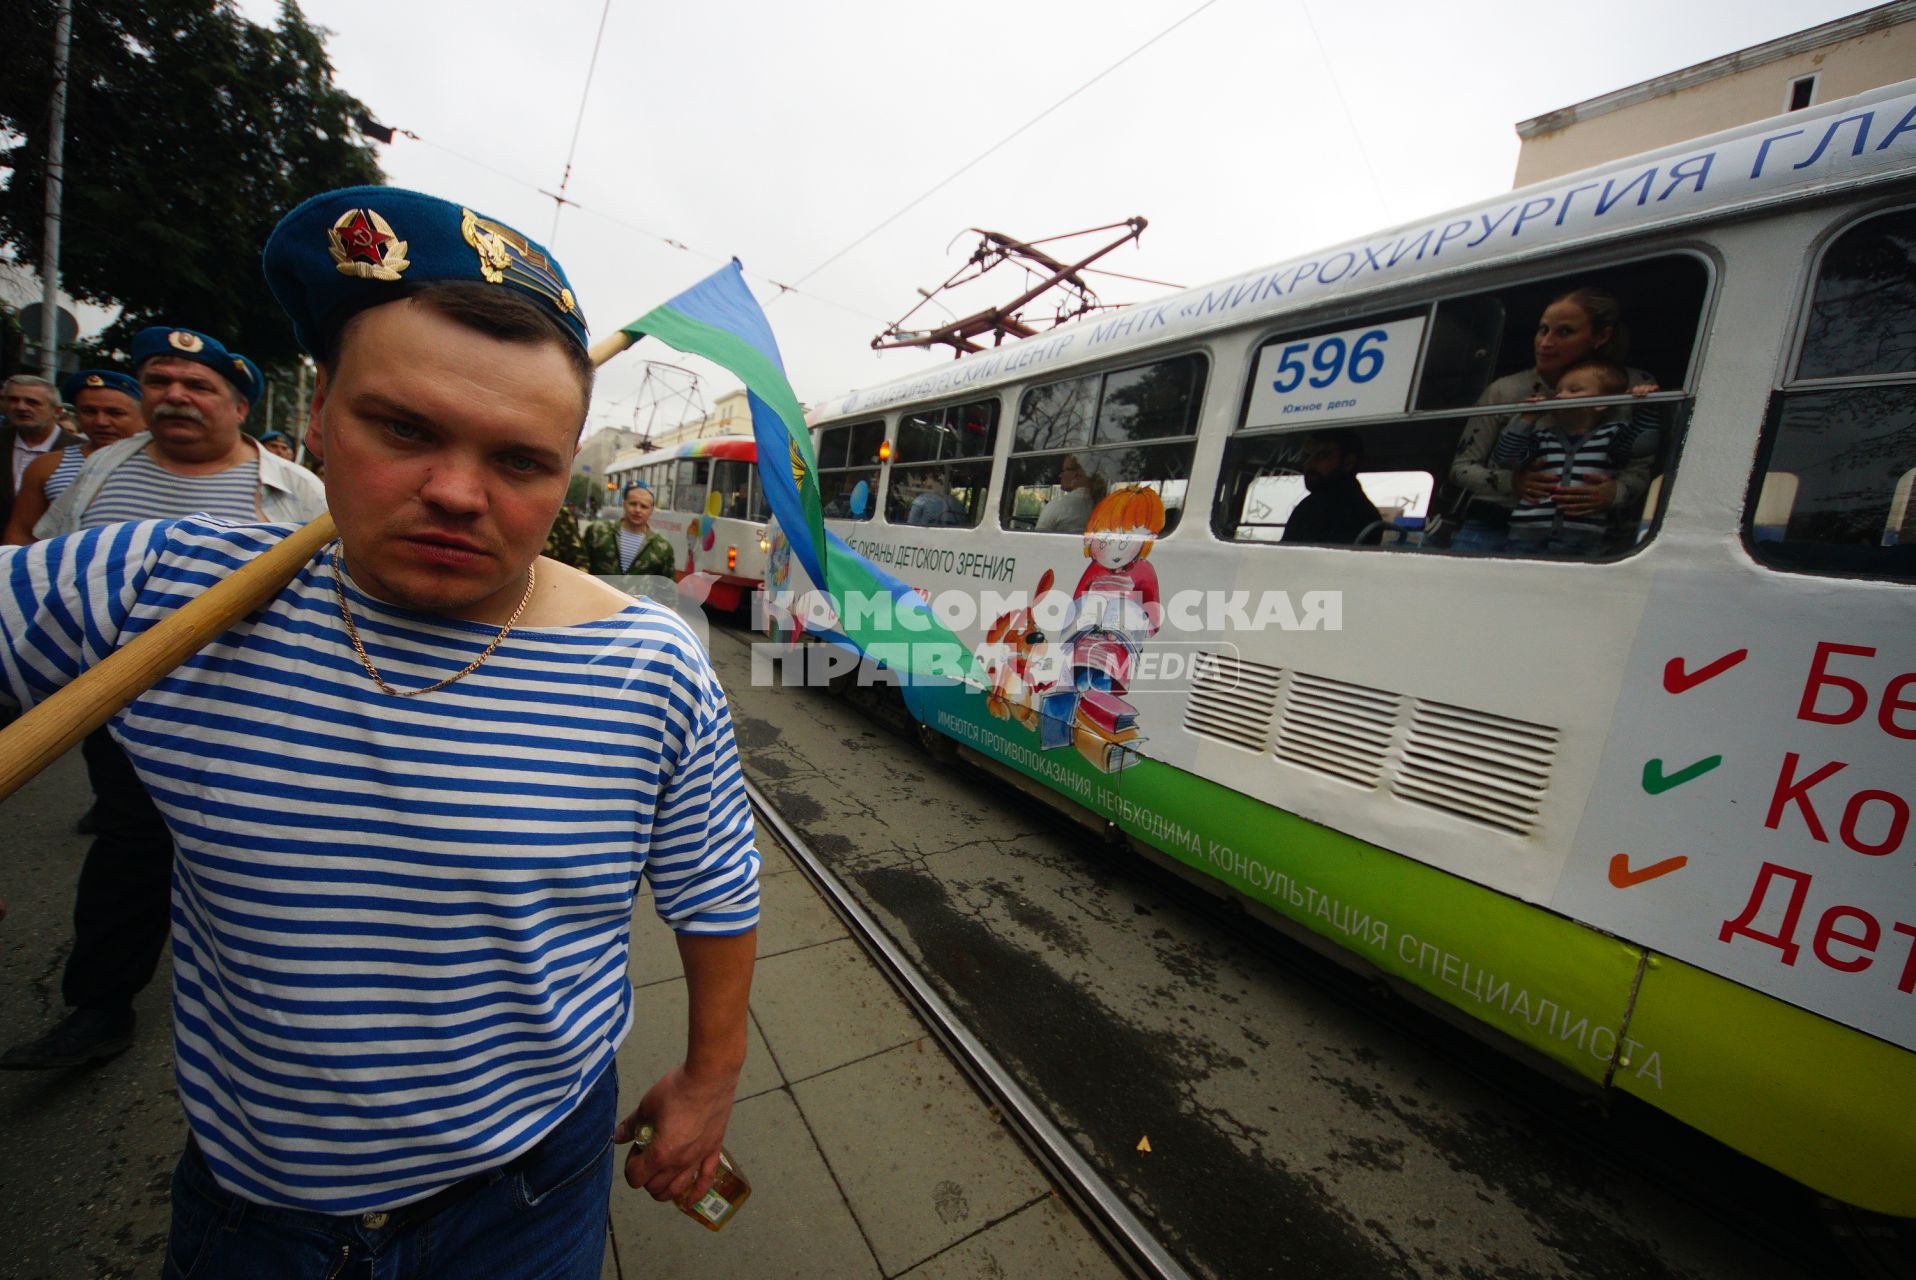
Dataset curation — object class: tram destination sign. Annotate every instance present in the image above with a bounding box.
[1242,316,1426,428]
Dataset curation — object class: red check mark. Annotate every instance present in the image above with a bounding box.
[1663,649,1748,694]
[1608,853,1688,888]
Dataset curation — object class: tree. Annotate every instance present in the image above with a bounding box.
[0,0,383,367]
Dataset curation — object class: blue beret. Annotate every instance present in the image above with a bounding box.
[259,431,290,445]
[232,354,264,406]
[129,327,262,404]
[262,185,589,356]
[62,369,141,403]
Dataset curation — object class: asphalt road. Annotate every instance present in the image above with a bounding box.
[707,623,1860,1280]
[1,744,183,1280]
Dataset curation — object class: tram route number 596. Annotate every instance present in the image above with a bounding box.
[1270,329,1389,393]
[1247,314,1426,428]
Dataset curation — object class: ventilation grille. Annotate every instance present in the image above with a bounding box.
[1274,672,1400,788]
[1182,651,1284,752]
[1393,700,1559,835]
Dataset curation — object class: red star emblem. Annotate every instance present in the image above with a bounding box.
[337,210,392,264]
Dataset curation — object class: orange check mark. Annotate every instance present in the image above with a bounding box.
[1609,853,1688,888]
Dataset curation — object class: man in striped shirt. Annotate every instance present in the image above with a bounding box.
[3,330,329,1074]
[1,369,145,545]
[1,187,759,1279]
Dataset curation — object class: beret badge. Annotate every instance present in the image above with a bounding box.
[85,374,105,387]
[169,331,205,353]
[460,208,580,317]
[329,207,411,281]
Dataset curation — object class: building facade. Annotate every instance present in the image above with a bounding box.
[1513,2,1916,186]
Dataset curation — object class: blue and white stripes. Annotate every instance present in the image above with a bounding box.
[79,450,261,527]
[40,446,84,504]
[0,518,759,1212]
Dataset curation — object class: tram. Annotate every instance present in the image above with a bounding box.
[608,436,770,612]
[775,80,1916,1214]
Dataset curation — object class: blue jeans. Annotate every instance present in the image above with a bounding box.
[1448,518,1509,554]
[162,1066,616,1280]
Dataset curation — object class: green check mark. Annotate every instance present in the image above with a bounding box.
[1642,755,1722,794]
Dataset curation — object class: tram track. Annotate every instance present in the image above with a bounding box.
[746,776,1192,1280]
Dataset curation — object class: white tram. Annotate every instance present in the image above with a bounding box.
[779,80,1916,1214]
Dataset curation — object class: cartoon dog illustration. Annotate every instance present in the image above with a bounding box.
[980,569,1059,726]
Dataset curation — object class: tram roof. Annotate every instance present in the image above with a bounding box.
[616,435,757,467]
[821,77,1916,423]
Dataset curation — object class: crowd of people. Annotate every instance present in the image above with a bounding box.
[0,184,757,1280]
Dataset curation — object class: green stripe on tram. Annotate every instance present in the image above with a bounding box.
[916,684,1916,1217]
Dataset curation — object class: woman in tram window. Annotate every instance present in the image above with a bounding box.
[1446,287,1659,553]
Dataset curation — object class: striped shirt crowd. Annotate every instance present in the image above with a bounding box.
[0,518,760,1213]
[79,449,262,527]
[41,447,85,505]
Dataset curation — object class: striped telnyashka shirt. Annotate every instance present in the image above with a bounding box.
[0,518,760,1214]
[79,448,261,527]
[40,446,85,505]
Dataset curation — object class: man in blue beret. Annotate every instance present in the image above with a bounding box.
[3,331,329,1075]
[3,371,144,544]
[0,187,758,1280]
[1,373,79,533]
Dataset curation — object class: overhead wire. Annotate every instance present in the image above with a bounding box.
[400,131,892,326]
[784,0,1222,292]
[546,0,616,246]
[1295,0,1391,221]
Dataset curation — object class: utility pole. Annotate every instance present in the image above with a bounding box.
[38,0,74,380]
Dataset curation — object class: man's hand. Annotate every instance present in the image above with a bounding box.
[615,928,756,1207]
[616,1062,739,1205]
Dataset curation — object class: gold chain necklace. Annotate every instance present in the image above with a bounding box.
[332,546,536,697]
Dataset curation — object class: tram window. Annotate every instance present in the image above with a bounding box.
[1214,430,1434,545]
[1005,355,1206,534]
[1220,255,1707,559]
[1096,359,1204,443]
[746,467,769,522]
[1014,374,1098,452]
[1003,443,1195,535]
[1797,208,1916,380]
[886,398,999,528]
[1749,210,1916,582]
[1747,387,1916,580]
[1414,296,1503,411]
[815,419,886,522]
[711,459,752,518]
[669,459,708,514]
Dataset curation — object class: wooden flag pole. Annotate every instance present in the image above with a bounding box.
[1,326,647,804]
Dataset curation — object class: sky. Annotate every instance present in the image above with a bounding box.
[230,0,1875,443]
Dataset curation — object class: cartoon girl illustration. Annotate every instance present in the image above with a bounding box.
[1067,486,1165,695]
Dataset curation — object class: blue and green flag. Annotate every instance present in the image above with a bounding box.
[619,261,971,683]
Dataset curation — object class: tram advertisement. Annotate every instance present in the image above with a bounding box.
[1559,568,1915,1054]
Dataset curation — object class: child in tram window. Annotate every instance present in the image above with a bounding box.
[1491,359,1641,557]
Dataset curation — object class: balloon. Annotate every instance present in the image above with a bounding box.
[851,480,870,518]
[703,527,716,550]
[705,490,723,517]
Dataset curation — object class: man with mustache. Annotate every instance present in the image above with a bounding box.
[3,327,325,1069]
